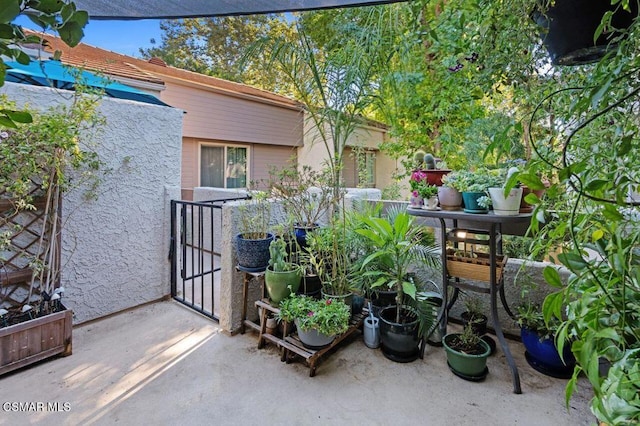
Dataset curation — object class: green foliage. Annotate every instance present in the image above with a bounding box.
[449,324,483,354]
[277,294,350,336]
[0,1,87,127]
[237,188,271,239]
[268,164,342,227]
[448,169,502,193]
[415,181,437,199]
[141,15,296,92]
[0,90,104,300]
[355,205,440,326]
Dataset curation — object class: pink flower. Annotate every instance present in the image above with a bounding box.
[325,299,332,305]
[410,170,427,182]
[307,311,314,317]
[412,190,419,197]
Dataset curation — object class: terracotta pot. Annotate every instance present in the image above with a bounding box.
[520,186,546,213]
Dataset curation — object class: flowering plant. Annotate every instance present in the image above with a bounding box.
[277,294,350,336]
[416,181,438,199]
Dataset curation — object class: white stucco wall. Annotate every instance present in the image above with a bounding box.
[1,83,183,323]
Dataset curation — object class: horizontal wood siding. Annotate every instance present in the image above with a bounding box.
[162,83,303,147]
[251,145,298,189]
[182,137,198,195]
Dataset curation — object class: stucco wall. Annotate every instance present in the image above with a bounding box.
[1,83,183,324]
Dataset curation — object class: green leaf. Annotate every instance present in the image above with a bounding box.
[0,114,18,128]
[36,0,67,14]
[602,204,624,221]
[584,179,609,192]
[523,192,540,205]
[58,14,88,48]
[543,266,563,288]
[618,135,633,156]
[471,86,484,99]
[3,109,32,123]
[0,0,20,24]
[558,252,588,271]
[592,229,604,242]
[517,173,545,190]
[402,280,416,299]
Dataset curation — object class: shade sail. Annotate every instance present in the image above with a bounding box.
[5,60,170,107]
[74,0,407,20]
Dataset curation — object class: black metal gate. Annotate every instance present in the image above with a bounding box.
[169,197,248,320]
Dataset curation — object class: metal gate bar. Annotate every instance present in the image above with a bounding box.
[169,197,248,320]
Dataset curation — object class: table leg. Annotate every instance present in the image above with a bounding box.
[241,273,249,334]
[492,284,522,394]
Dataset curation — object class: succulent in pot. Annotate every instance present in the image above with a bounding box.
[264,238,302,305]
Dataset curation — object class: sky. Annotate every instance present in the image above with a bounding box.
[14,17,163,57]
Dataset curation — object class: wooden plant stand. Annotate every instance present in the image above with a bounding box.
[280,310,366,377]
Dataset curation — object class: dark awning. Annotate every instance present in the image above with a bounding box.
[5,60,171,107]
[73,0,407,20]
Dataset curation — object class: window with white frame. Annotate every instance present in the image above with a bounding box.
[200,144,247,189]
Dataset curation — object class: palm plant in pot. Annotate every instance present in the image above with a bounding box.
[277,294,350,349]
[355,206,441,362]
[443,323,491,380]
[234,189,274,272]
[264,238,302,305]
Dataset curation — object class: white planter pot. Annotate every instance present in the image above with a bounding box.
[488,187,523,216]
[423,196,439,210]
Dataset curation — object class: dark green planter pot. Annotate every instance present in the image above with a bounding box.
[443,333,491,379]
[265,268,301,305]
[461,192,488,214]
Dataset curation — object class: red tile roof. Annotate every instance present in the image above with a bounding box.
[27,30,301,108]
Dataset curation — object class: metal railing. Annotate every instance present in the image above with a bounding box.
[169,197,248,320]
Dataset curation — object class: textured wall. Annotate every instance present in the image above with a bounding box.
[1,83,183,323]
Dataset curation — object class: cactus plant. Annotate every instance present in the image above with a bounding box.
[424,153,436,170]
[268,238,292,272]
[412,150,426,169]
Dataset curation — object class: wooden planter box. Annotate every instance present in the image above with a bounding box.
[0,306,72,376]
[446,249,506,282]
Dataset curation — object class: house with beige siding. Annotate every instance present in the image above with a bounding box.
[33,32,399,198]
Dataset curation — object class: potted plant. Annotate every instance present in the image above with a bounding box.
[356,206,441,362]
[443,324,491,380]
[411,151,451,186]
[0,89,102,375]
[416,181,439,210]
[306,219,354,309]
[268,164,342,247]
[264,238,302,305]
[487,167,523,216]
[438,171,463,211]
[454,169,502,214]
[277,294,350,349]
[460,295,488,336]
[516,302,575,378]
[234,189,274,272]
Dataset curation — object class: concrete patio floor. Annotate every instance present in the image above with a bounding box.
[0,301,596,425]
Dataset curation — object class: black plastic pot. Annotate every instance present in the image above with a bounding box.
[461,311,488,336]
[370,290,398,318]
[532,0,638,65]
[297,274,323,298]
[378,305,420,363]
